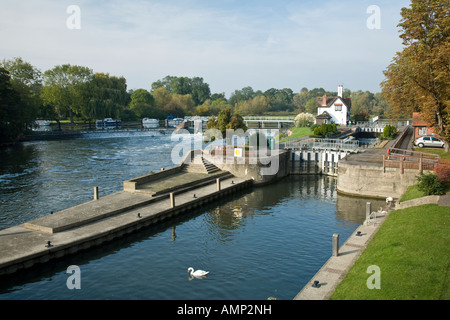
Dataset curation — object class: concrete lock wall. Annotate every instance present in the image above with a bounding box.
[204,150,291,186]
[289,149,350,176]
[337,161,419,199]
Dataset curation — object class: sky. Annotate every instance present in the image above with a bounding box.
[0,0,411,97]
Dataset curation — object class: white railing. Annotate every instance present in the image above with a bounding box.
[284,138,360,151]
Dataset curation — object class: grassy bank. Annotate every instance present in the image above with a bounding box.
[279,127,312,142]
[330,204,450,300]
[412,147,450,164]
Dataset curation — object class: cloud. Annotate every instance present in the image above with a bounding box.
[0,0,411,95]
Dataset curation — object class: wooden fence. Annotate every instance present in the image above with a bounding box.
[383,148,440,173]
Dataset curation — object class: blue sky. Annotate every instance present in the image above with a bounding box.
[0,0,411,97]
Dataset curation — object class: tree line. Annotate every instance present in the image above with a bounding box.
[1,57,392,143]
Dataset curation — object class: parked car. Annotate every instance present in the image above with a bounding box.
[413,135,445,148]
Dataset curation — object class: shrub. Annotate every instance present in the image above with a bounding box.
[381,124,397,139]
[416,172,445,195]
[434,164,450,186]
[313,123,338,137]
[295,113,315,128]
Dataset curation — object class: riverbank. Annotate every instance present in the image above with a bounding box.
[295,193,450,300]
[330,203,450,300]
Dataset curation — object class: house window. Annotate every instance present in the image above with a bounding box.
[335,105,342,111]
[418,127,427,136]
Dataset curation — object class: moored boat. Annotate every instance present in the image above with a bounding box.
[96,118,121,129]
[142,118,160,128]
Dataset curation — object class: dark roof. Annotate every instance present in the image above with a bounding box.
[317,95,351,109]
[316,111,332,119]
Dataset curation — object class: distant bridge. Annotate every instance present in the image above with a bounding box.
[354,120,411,133]
[243,116,295,129]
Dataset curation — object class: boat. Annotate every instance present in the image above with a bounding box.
[167,117,185,128]
[142,118,160,128]
[33,120,52,131]
[96,118,121,129]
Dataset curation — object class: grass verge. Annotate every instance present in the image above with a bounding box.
[279,127,312,142]
[330,204,450,300]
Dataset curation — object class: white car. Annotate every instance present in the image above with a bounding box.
[414,135,444,148]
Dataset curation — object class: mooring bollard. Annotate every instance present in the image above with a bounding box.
[332,234,339,257]
[216,178,221,191]
[170,193,175,208]
[366,202,371,220]
[94,186,99,200]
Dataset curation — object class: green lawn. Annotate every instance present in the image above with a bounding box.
[412,147,450,164]
[330,204,450,300]
[279,127,312,142]
[400,184,427,202]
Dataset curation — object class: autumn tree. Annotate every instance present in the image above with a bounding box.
[381,0,449,150]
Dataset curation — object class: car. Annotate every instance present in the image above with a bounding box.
[414,135,445,148]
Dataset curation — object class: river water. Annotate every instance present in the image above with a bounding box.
[0,130,384,300]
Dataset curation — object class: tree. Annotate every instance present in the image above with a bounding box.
[305,97,318,114]
[237,95,270,115]
[86,73,129,121]
[381,0,450,151]
[153,86,172,109]
[0,68,21,142]
[41,64,93,123]
[151,75,211,106]
[207,107,247,137]
[1,57,42,130]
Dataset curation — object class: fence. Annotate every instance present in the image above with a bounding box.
[383,148,440,173]
[285,138,360,151]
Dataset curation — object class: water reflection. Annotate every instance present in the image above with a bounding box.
[336,194,387,224]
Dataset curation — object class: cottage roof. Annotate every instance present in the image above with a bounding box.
[317,95,351,109]
[316,111,332,119]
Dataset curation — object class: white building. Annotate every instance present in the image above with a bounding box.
[316,85,351,126]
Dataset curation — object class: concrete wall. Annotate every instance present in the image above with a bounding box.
[337,161,419,199]
[395,195,440,210]
[203,150,291,185]
[123,166,183,192]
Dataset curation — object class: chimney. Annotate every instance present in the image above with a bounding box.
[322,94,327,106]
[338,85,343,98]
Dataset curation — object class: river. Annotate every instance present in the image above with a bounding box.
[0,130,385,300]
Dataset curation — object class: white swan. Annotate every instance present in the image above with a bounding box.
[187,267,209,278]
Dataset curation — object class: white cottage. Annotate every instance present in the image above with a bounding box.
[316,85,351,126]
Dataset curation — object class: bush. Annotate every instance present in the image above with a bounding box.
[434,164,450,186]
[416,172,445,195]
[381,124,397,139]
[313,123,338,137]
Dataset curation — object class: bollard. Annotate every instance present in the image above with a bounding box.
[332,234,339,257]
[366,202,371,221]
[94,186,99,200]
[170,193,175,208]
[216,178,221,191]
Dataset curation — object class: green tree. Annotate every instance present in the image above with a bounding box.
[1,57,43,130]
[151,75,211,106]
[0,67,21,142]
[41,64,93,123]
[381,0,450,151]
[305,97,318,114]
[85,73,129,121]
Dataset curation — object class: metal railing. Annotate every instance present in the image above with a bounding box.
[284,138,360,151]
